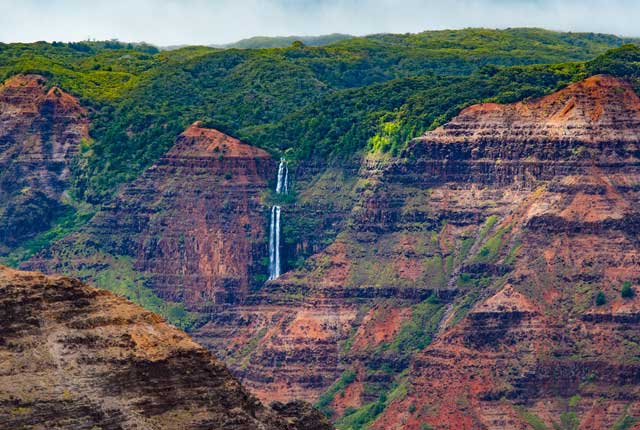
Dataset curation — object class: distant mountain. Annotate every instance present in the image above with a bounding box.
[212,33,353,49]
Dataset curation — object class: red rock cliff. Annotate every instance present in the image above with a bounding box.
[371,75,640,429]
[193,75,640,430]
[28,122,273,308]
[0,74,88,251]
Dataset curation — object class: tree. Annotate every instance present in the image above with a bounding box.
[595,291,606,306]
[621,281,635,299]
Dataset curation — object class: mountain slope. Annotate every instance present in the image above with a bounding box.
[213,34,353,49]
[27,122,273,327]
[0,264,331,430]
[0,74,88,252]
[369,74,640,430]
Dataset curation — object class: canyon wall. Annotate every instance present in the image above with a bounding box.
[28,122,273,308]
[0,74,88,252]
[194,75,640,429]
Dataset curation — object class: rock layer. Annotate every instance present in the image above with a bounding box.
[0,74,88,251]
[28,122,272,308]
[369,75,640,429]
[194,75,640,429]
[0,265,331,430]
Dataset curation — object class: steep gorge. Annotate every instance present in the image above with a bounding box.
[193,75,640,429]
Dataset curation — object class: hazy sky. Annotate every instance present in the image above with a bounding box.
[1,0,639,46]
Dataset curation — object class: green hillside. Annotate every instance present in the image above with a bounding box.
[212,33,353,49]
[1,28,640,255]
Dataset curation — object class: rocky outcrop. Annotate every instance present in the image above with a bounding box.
[0,265,332,430]
[28,122,273,308]
[0,74,88,252]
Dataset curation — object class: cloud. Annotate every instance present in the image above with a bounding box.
[0,0,638,46]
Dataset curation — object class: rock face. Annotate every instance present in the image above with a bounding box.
[28,122,273,308]
[0,265,332,430]
[193,75,640,429]
[368,75,640,429]
[0,74,88,252]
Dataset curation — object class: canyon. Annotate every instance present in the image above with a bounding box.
[5,67,640,429]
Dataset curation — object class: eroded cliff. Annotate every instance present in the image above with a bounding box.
[370,74,640,430]
[0,74,88,252]
[28,122,272,312]
[0,265,331,430]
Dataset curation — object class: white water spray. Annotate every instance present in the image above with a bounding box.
[269,158,288,280]
[275,158,288,194]
[268,205,282,280]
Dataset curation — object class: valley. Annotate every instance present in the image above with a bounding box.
[2,28,640,430]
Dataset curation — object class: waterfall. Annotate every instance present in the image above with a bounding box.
[268,206,281,280]
[283,162,289,194]
[275,158,288,194]
[269,158,288,280]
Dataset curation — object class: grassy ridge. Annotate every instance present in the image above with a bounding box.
[1,29,637,202]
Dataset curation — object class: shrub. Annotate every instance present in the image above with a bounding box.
[595,291,606,306]
[343,406,357,416]
[622,281,635,299]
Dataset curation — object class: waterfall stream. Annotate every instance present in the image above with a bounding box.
[269,158,288,280]
[275,157,288,194]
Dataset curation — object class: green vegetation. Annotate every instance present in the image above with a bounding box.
[335,395,386,430]
[556,411,579,430]
[76,256,200,330]
[612,407,637,430]
[516,407,548,430]
[568,394,581,408]
[1,199,95,267]
[335,374,411,430]
[595,291,607,306]
[316,369,357,418]
[332,297,443,428]
[0,40,159,101]
[472,222,511,264]
[214,33,354,49]
[622,281,635,299]
[1,29,637,204]
[382,295,444,355]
